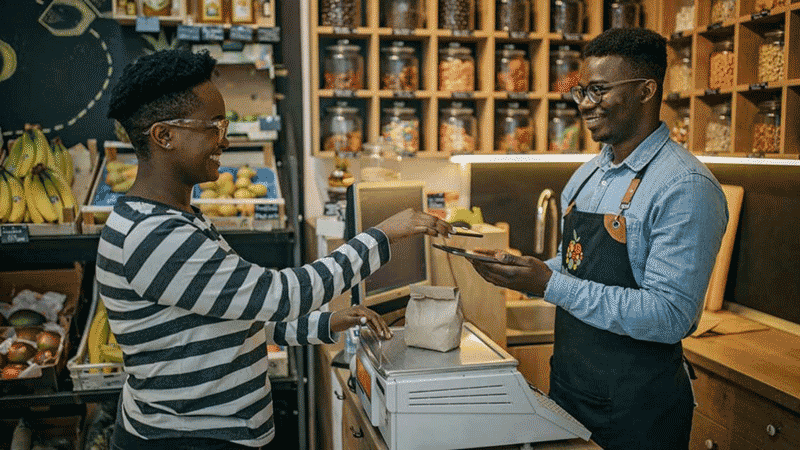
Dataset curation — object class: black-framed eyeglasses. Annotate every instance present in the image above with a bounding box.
[570,78,653,105]
[143,118,229,143]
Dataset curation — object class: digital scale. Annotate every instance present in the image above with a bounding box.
[351,322,591,450]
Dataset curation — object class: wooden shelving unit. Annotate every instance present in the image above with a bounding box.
[111,0,277,28]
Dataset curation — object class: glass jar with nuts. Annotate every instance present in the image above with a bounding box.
[496,45,529,92]
[753,0,786,13]
[381,42,419,91]
[705,102,731,154]
[669,46,692,93]
[709,39,735,90]
[439,102,476,154]
[322,102,363,156]
[669,106,691,147]
[753,99,781,154]
[758,28,784,84]
[324,40,364,90]
[381,102,420,155]
[496,102,533,153]
[320,0,361,27]
[709,0,735,24]
[439,43,475,91]
[549,102,581,153]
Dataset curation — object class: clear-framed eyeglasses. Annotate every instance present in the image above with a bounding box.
[143,118,229,143]
[570,78,653,105]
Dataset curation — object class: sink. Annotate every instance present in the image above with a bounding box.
[506,299,556,345]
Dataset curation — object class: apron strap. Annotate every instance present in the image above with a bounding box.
[613,161,652,219]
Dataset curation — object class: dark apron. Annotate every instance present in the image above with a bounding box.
[548,164,695,450]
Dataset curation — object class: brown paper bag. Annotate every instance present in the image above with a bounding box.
[404,285,463,352]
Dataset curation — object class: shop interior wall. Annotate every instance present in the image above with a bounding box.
[471,163,800,326]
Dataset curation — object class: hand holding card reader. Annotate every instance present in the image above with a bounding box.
[432,243,504,263]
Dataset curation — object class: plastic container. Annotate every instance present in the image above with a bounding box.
[549,102,581,153]
[497,0,531,32]
[669,106,691,146]
[439,0,475,31]
[323,40,364,90]
[382,0,424,29]
[551,0,584,34]
[753,99,781,154]
[322,102,363,155]
[439,102,476,154]
[758,28,784,84]
[674,0,694,32]
[320,0,361,27]
[439,43,475,91]
[381,42,419,91]
[609,0,641,29]
[753,0,785,12]
[496,102,533,153]
[381,102,420,154]
[550,46,581,93]
[705,102,731,153]
[710,0,735,24]
[668,46,692,92]
[709,39,734,90]
[496,45,529,92]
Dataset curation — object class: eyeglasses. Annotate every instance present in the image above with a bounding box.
[570,78,653,105]
[143,118,229,143]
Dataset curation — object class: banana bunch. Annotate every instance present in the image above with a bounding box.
[105,160,138,193]
[0,169,27,223]
[12,164,77,224]
[4,125,75,183]
[87,299,122,373]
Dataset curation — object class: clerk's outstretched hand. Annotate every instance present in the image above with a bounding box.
[331,304,393,340]
[375,208,453,243]
[469,249,553,297]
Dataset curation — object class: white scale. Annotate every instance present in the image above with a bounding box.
[351,322,592,450]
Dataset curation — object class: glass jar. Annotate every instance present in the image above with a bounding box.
[381,42,419,91]
[753,0,785,13]
[669,106,691,146]
[710,0,735,24]
[381,102,420,155]
[322,102,363,155]
[320,0,361,27]
[382,0,424,29]
[758,28,784,83]
[705,102,731,153]
[668,46,692,92]
[439,102,477,154]
[497,0,531,32]
[323,40,364,90]
[709,39,735,90]
[609,0,641,29]
[360,142,401,182]
[549,102,581,153]
[674,0,694,32]
[753,99,781,154]
[439,43,475,91]
[550,46,581,93]
[439,0,475,31]
[496,102,533,153]
[496,45,529,92]
[551,0,584,34]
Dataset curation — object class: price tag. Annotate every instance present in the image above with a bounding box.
[177,25,202,42]
[391,28,414,36]
[666,92,681,101]
[230,26,253,42]
[509,31,528,39]
[333,89,356,97]
[427,193,446,210]
[323,202,345,219]
[707,22,722,30]
[704,88,720,96]
[221,41,245,52]
[452,30,473,37]
[508,92,529,100]
[1,225,29,244]
[751,10,770,20]
[202,25,225,41]
[392,91,415,99]
[135,16,160,33]
[562,33,582,41]
[259,116,282,131]
[749,82,768,91]
[452,92,473,99]
[333,27,355,34]
[257,27,281,42]
[255,204,280,219]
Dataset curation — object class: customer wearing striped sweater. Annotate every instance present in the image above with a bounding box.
[100,49,452,449]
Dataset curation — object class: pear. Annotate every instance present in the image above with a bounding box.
[236,165,257,179]
[200,189,218,199]
[217,172,234,183]
[198,180,217,190]
[248,183,268,197]
[217,204,238,217]
[235,176,252,189]
[217,179,235,197]
[234,188,254,199]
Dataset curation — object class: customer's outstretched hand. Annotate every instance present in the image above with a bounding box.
[375,208,453,243]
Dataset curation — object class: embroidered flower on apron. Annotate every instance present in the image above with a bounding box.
[566,229,583,270]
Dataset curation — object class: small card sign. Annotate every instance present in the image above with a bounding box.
[508,92,529,100]
[704,88,720,96]
[749,82,768,91]
[177,25,202,42]
[230,26,254,42]
[201,25,225,41]
[257,27,281,42]
[392,28,414,36]
[562,33,582,41]
[452,91,473,99]
[393,91,415,99]
[751,10,770,20]
[135,16,160,33]
[259,116,282,131]
[509,31,528,39]
[427,193,446,210]
[1,225,29,244]
[333,89,356,97]
[707,22,722,30]
[452,29,473,37]
[333,27,355,35]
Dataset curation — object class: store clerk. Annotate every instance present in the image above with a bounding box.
[98,49,452,450]
[469,28,728,450]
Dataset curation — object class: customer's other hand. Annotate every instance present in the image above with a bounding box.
[331,304,393,340]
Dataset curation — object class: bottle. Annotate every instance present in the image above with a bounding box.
[322,102,363,156]
[381,102,420,155]
[496,45,529,92]
[551,0,584,34]
[231,0,255,23]
[753,99,781,154]
[324,40,365,90]
[142,0,172,16]
[496,102,533,153]
[705,102,731,154]
[381,42,419,91]
[549,102,581,153]
[439,102,477,154]
[758,28,784,84]
[609,0,641,28]
[497,0,531,32]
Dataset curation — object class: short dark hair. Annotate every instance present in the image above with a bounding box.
[583,28,667,85]
[108,50,216,159]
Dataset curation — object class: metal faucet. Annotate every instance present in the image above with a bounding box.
[535,189,559,260]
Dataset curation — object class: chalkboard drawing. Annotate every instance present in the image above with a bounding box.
[38,0,96,37]
[142,30,182,55]
[0,40,17,83]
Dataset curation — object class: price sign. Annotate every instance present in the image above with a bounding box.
[508,92,529,100]
[509,31,528,39]
[177,25,202,42]
[751,10,770,20]
[704,88,720,96]
[391,28,414,36]
[562,33,582,41]
[230,26,254,42]
[749,82,768,91]
[333,27,355,34]
[202,25,225,41]
[257,27,281,42]
[1,225,29,244]
[333,89,356,97]
[427,193,446,210]
[707,22,722,30]
[452,30,473,37]
[135,16,160,33]
[452,92,473,99]
[259,116,282,131]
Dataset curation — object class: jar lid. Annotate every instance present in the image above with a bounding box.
[383,101,417,115]
[713,39,733,51]
[551,45,581,57]
[497,102,530,115]
[440,42,472,55]
[712,102,731,115]
[764,28,784,40]
[327,102,359,114]
[757,99,781,110]
[497,45,526,57]
[327,39,361,52]
[382,41,415,53]
[440,101,474,115]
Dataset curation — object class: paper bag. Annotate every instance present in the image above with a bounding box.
[404,285,463,352]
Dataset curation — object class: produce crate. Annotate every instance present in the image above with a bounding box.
[67,279,126,391]
[0,264,83,394]
[81,141,286,233]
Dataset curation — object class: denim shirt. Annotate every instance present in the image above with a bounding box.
[543,123,729,344]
